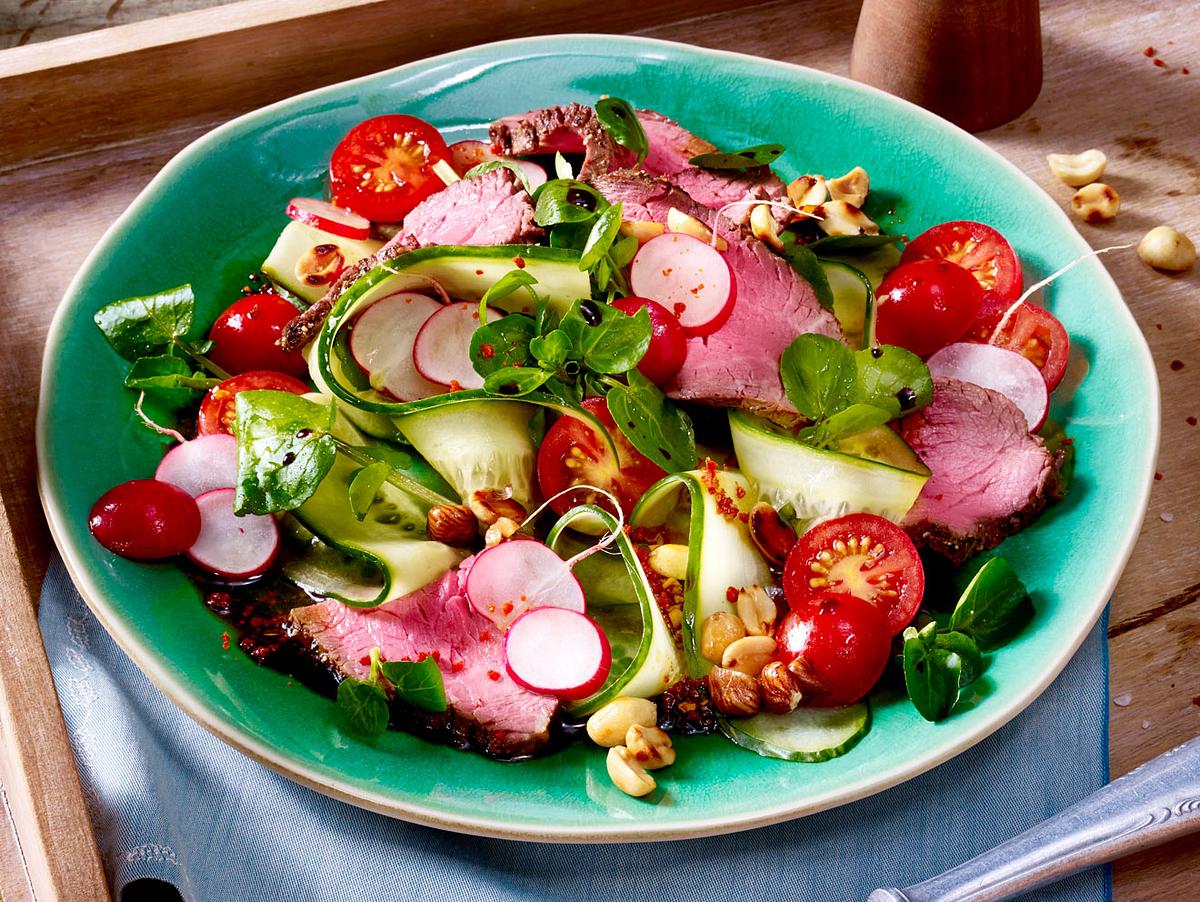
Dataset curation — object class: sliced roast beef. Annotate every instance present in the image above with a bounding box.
[280,168,542,352]
[290,561,560,758]
[591,170,841,419]
[488,103,636,179]
[636,110,788,225]
[900,377,1059,564]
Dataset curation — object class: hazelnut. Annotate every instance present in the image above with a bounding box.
[827,166,870,207]
[748,502,797,566]
[700,612,747,664]
[1046,149,1107,187]
[1137,226,1195,272]
[1071,183,1119,223]
[759,661,803,714]
[814,200,879,236]
[618,220,666,244]
[707,666,761,717]
[666,207,728,250]
[426,505,476,546]
[484,516,521,547]
[787,174,828,209]
[294,243,345,287]
[750,203,785,251]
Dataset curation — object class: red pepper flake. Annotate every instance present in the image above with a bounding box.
[449,379,463,391]
[735,485,746,499]
[431,649,441,662]
[1184,67,1191,75]
[487,669,502,681]
[662,267,674,278]
[452,660,465,673]
[475,269,485,275]
[480,630,492,642]
[1193,695,1200,707]
[480,343,495,359]
[1155,471,1164,481]
[221,632,231,650]
[1156,323,1163,330]
[1188,416,1197,426]
[673,302,686,318]
[1144,46,1156,57]
[738,511,749,523]
[501,601,514,615]
[513,257,526,269]
[1170,360,1185,371]
[360,655,372,666]
[726,586,739,604]
[1154,58,1166,68]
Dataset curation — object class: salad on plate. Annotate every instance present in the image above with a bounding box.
[84,97,1075,799]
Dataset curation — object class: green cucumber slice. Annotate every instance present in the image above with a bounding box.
[729,409,929,524]
[820,243,901,292]
[262,221,382,303]
[631,469,771,678]
[719,702,870,762]
[546,506,685,715]
[833,425,930,474]
[819,259,874,349]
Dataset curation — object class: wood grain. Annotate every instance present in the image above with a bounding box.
[0,0,1197,899]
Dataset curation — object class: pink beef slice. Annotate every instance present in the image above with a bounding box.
[290,562,560,758]
[488,103,636,179]
[900,377,1055,565]
[280,167,541,352]
[590,169,841,420]
[636,110,788,225]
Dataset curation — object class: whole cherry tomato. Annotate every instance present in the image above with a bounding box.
[207,293,308,378]
[875,259,983,357]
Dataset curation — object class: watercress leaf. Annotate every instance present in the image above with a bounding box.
[542,376,585,406]
[336,678,390,737]
[94,284,195,360]
[799,401,898,447]
[470,314,537,378]
[562,300,651,374]
[808,234,903,254]
[484,366,551,396]
[234,390,338,515]
[778,242,835,309]
[935,631,984,687]
[902,624,962,722]
[124,355,218,409]
[594,97,648,163]
[548,220,593,251]
[464,159,531,194]
[780,333,857,421]
[688,143,785,171]
[580,202,624,272]
[950,556,1034,652]
[534,179,607,226]
[348,461,390,521]
[609,233,640,271]
[481,269,538,309]
[1038,419,1076,499]
[529,329,573,371]
[854,344,933,413]
[606,369,697,472]
[379,657,448,713]
[554,151,574,180]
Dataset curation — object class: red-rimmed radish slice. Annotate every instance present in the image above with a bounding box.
[186,488,279,579]
[513,160,548,191]
[285,197,371,241]
[349,292,443,401]
[926,342,1049,431]
[412,302,502,389]
[503,607,611,700]
[448,140,500,175]
[465,539,586,628]
[629,232,736,337]
[155,434,238,498]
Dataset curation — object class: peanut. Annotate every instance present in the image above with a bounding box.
[606,746,656,798]
[721,635,777,677]
[586,697,658,748]
[625,724,676,769]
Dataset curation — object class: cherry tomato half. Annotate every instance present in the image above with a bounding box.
[207,293,309,379]
[900,220,1023,333]
[536,396,667,517]
[875,259,983,357]
[774,593,892,707]
[329,114,451,222]
[89,479,201,560]
[198,370,311,436]
[610,297,688,386]
[988,302,1071,391]
[782,512,924,635]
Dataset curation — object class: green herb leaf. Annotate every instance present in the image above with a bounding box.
[935,630,984,687]
[464,159,532,193]
[950,557,1034,652]
[779,240,835,309]
[688,143,785,170]
[348,461,390,521]
[470,314,537,379]
[94,284,195,361]
[594,97,648,163]
[799,400,899,447]
[559,300,651,375]
[484,367,552,396]
[379,657,448,713]
[529,329,573,371]
[605,369,697,472]
[902,623,963,722]
[534,179,607,226]
[808,234,903,254]
[580,202,624,271]
[1039,419,1076,499]
[480,270,538,316]
[609,233,640,270]
[124,355,218,410]
[234,390,338,514]
[854,345,934,413]
[780,334,857,421]
[336,678,390,737]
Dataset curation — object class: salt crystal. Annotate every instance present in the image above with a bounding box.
[1161,512,1175,523]
[1142,719,1151,729]
[1113,692,1133,707]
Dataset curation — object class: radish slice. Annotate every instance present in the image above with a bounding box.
[926,342,1050,431]
[629,232,736,336]
[465,539,586,628]
[513,160,548,191]
[186,488,279,579]
[285,197,371,240]
[449,140,500,175]
[155,434,238,498]
[349,292,443,401]
[503,607,611,700]
[412,302,502,389]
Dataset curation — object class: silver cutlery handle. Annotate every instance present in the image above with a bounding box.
[869,734,1200,902]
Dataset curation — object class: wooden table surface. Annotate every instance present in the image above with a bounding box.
[1,0,1197,898]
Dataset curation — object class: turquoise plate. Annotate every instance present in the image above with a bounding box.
[37,35,1159,840]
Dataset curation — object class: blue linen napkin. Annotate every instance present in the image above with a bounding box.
[39,556,1111,902]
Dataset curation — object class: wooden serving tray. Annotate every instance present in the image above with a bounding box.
[2,1,1198,898]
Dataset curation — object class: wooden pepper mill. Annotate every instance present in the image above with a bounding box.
[850,0,1043,133]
